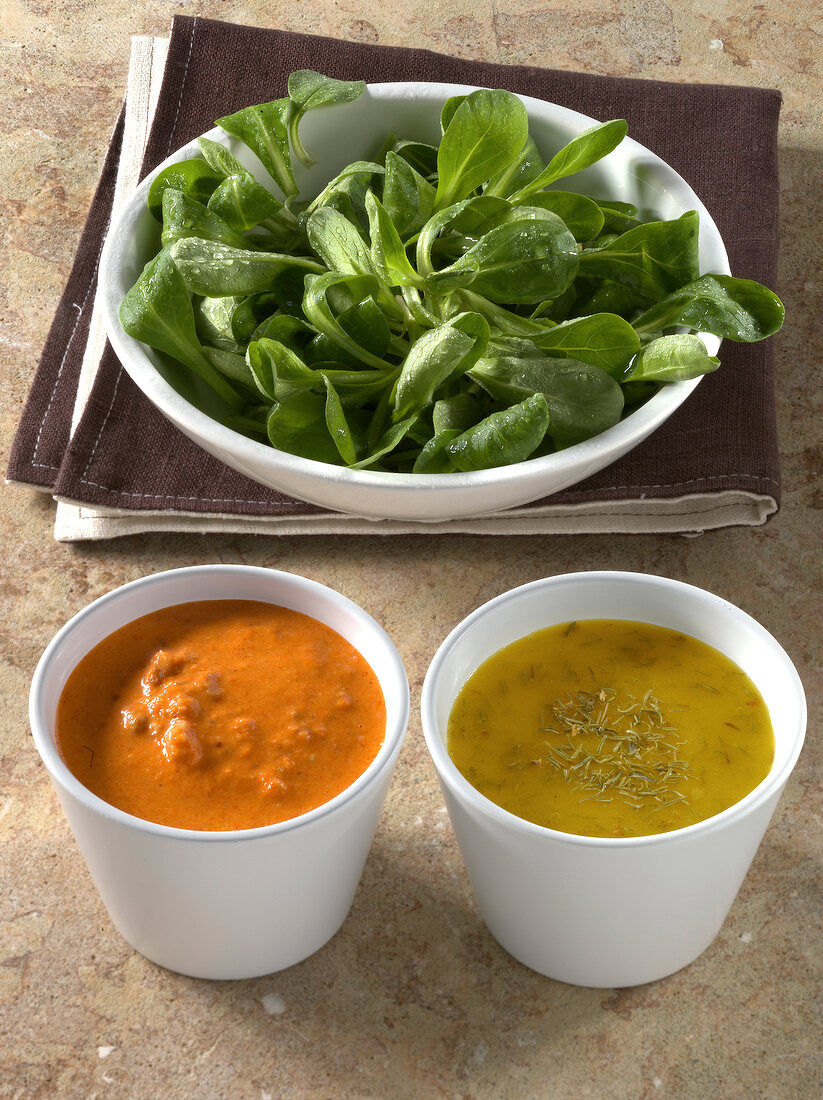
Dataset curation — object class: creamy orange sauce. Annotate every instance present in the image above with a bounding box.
[56,600,386,830]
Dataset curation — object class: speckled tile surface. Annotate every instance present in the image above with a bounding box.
[1,2,821,1097]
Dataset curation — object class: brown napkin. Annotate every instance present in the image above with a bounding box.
[7,15,782,537]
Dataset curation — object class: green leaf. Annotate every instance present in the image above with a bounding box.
[432,208,579,305]
[196,137,248,179]
[119,248,243,410]
[447,194,513,240]
[306,203,402,319]
[572,277,645,320]
[631,274,785,341]
[456,288,557,338]
[169,238,325,297]
[305,161,383,217]
[432,391,489,434]
[147,158,223,220]
[323,375,359,464]
[266,389,343,463]
[160,189,252,250]
[471,354,624,446]
[248,338,317,402]
[201,346,257,391]
[423,259,479,296]
[229,291,279,345]
[486,335,545,360]
[349,416,418,469]
[592,197,641,234]
[445,394,550,470]
[194,296,244,353]
[415,197,495,278]
[365,190,423,288]
[304,332,361,369]
[530,285,578,324]
[623,334,720,381]
[286,71,366,168]
[306,205,372,273]
[382,151,436,241]
[336,295,392,358]
[621,380,660,409]
[249,337,389,409]
[434,89,530,211]
[413,429,461,472]
[206,174,286,233]
[440,95,467,134]
[216,100,297,197]
[302,272,395,369]
[249,313,315,351]
[270,266,312,318]
[392,139,438,179]
[392,312,489,421]
[483,136,546,199]
[509,119,628,203]
[578,211,700,301]
[223,410,270,439]
[532,313,641,377]
[517,190,605,242]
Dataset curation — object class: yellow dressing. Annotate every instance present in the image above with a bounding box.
[447,619,775,838]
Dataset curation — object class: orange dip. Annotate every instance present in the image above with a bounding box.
[55,600,386,831]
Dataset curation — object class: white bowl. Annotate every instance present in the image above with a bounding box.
[99,82,730,522]
[29,566,409,979]
[421,572,806,987]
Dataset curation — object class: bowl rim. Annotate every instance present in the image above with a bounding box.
[98,80,730,500]
[420,570,806,849]
[29,565,410,843]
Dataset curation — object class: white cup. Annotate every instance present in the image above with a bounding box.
[421,571,806,988]
[30,565,409,980]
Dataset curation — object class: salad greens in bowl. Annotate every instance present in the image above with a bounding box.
[98,74,783,521]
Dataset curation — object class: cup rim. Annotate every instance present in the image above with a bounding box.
[421,570,806,850]
[29,565,409,842]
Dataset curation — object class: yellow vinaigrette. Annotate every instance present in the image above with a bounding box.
[447,620,775,838]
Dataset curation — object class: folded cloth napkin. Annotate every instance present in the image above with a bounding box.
[7,16,782,540]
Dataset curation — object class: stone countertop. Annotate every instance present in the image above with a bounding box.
[1,2,820,1097]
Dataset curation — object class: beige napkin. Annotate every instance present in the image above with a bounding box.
[48,34,778,540]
